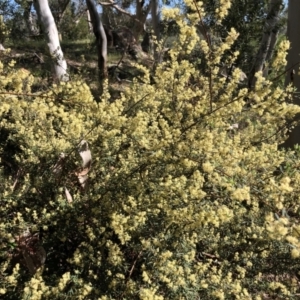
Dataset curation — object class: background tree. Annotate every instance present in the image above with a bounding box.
[86,0,107,85]
[49,0,71,28]
[58,0,90,40]
[248,0,283,88]
[99,0,152,41]
[16,0,39,36]
[151,0,161,62]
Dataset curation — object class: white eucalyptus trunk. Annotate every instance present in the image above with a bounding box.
[34,0,69,81]
[248,0,282,88]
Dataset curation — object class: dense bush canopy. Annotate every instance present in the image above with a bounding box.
[1,1,300,299]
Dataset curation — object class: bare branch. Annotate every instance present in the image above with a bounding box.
[99,0,145,26]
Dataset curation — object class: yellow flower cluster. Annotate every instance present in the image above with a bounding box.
[272,39,290,71]
[215,0,231,23]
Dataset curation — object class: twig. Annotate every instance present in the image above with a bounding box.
[122,93,150,115]
[0,91,51,98]
[116,48,127,69]
[181,94,245,135]
[202,252,218,259]
[272,61,300,82]
[33,52,44,63]
[192,0,211,49]
[119,250,143,299]
[12,169,22,191]
[209,67,213,112]
[251,122,292,146]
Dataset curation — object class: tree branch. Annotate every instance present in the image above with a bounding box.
[99,0,145,26]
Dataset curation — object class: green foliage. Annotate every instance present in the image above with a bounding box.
[6,11,27,41]
[1,1,300,299]
[0,17,9,44]
[58,3,91,41]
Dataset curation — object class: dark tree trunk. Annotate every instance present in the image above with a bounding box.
[151,0,161,63]
[282,0,300,148]
[141,31,151,53]
[86,0,108,83]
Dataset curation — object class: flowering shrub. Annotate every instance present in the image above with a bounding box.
[1,1,300,299]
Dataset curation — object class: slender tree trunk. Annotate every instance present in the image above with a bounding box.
[86,9,93,33]
[282,0,300,148]
[248,0,282,88]
[86,0,107,84]
[24,1,39,36]
[57,0,71,28]
[151,0,161,63]
[263,29,279,77]
[33,0,69,81]
[135,0,146,40]
[134,0,152,41]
